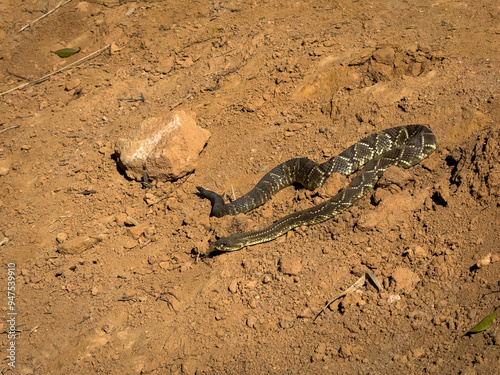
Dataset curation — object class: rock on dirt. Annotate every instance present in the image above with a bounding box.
[58,236,102,255]
[377,166,413,188]
[115,110,211,181]
[279,256,303,275]
[391,266,421,294]
[0,158,11,176]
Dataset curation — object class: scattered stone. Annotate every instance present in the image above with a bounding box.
[115,110,211,181]
[378,166,413,188]
[123,238,138,249]
[56,232,68,243]
[278,317,294,329]
[144,192,159,205]
[412,348,426,359]
[115,213,128,226]
[433,180,450,206]
[386,294,401,304]
[262,274,272,284]
[413,245,428,258]
[58,236,101,255]
[392,266,420,294]
[339,343,363,358]
[109,42,120,54]
[228,279,239,293]
[357,190,428,231]
[176,56,193,68]
[317,172,345,198]
[409,62,422,77]
[247,298,258,309]
[311,342,327,362]
[246,315,257,329]
[339,291,363,313]
[245,280,257,289]
[293,53,358,101]
[279,256,302,275]
[156,56,174,74]
[0,159,11,176]
[244,96,265,112]
[372,47,395,65]
[65,78,80,91]
[76,1,90,11]
[126,223,148,240]
[421,155,439,171]
[369,61,394,81]
[194,240,209,255]
[476,253,492,268]
[298,307,315,319]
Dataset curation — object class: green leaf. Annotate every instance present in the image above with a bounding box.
[52,47,81,58]
[467,310,497,334]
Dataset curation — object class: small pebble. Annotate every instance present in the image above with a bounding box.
[476,253,491,268]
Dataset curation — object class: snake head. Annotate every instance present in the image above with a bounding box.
[214,235,246,252]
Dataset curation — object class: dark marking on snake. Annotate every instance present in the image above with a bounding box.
[197,125,438,252]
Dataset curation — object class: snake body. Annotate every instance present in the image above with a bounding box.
[197,125,438,251]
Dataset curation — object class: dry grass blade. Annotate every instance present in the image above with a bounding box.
[314,273,384,322]
[0,44,111,96]
[19,0,73,32]
[0,125,20,134]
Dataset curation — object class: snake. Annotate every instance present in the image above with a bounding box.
[197,125,438,252]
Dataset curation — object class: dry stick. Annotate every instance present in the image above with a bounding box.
[0,44,111,96]
[0,125,20,134]
[19,0,73,32]
[149,173,192,206]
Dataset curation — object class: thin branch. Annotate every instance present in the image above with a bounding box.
[6,70,29,81]
[19,0,73,32]
[0,44,111,96]
[0,125,20,134]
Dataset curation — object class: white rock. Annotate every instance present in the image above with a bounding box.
[115,110,211,181]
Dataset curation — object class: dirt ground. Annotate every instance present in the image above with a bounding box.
[0,0,499,374]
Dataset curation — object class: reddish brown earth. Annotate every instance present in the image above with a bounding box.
[0,1,499,374]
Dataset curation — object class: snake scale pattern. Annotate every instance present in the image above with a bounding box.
[197,125,438,252]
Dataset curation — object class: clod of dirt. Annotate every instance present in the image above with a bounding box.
[65,78,80,91]
[58,236,102,255]
[475,253,493,268]
[372,47,396,65]
[391,266,421,294]
[115,110,211,181]
[279,256,303,275]
[0,158,11,176]
[377,166,413,188]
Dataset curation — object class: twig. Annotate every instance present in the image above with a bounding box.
[118,93,145,102]
[0,125,20,134]
[231,184,236,201]
[149,173,191,206]
[6,70,29,81]
[170,93,192,110]
[313,273,383,322]
[481,199,498,211]
[0,44,111,96]
[19,0,73,32]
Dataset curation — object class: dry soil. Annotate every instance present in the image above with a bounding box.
[0,0,499,374]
